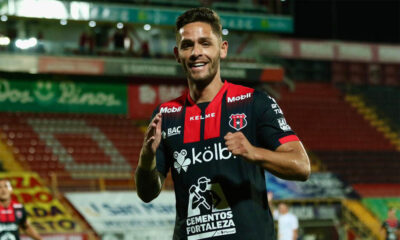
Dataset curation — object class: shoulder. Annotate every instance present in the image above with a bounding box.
[226,82,275,104]
[288,213,298,220]
[225,82,257,105]
[156,93,186,114]
[226,82,255,95]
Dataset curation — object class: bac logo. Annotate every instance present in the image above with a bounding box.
[168,126,181,136]
[229,113,247,131]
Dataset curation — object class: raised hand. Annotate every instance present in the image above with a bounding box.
[141,113,162,162]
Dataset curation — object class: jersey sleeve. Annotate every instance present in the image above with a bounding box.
[253,90,299,150]
[150,107,170,177]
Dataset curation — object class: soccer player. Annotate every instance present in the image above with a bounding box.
[0,179,42,240]
[135,7,310,239]
[381,208,400,240]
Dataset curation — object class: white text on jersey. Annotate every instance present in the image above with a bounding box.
[160,106,182,114]
[168,126,181,136]
[227,93,252,103]
[189,112,216,121]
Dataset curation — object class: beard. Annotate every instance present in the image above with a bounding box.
[0,195,8,202]
[183,59,219,89]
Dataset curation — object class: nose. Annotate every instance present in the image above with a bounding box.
[191,43,202,57]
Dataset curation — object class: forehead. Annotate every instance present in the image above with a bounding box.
[278,203,287,208]
[178,22,217,41]
[0,180,10,186]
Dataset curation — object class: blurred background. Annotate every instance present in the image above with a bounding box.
[0,0,399,239]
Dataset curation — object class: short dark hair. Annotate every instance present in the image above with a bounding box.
[176,7,222,40]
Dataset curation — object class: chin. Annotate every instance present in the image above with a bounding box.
[189,71,217,83]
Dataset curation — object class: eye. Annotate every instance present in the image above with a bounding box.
[180,42,192,49]
[202,42,210,46]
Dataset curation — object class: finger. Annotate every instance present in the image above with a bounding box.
[145,114,162,137]
[225,137,235,145]
[231,148,241,155]
[146,136,155,145]
[230,131,243,138]
[224,132,233,140]
[155,115,162,134]
[226,142,238,151]
[145,115,158,134]
[225,140,236,148]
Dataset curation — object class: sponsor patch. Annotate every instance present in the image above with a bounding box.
[173,150,190,173]
[186,177,236,239]
[173,143,235,174]
[227,92,252,103]
[277,118,291,131]
[166,126,181,137]
[160,106,182,114]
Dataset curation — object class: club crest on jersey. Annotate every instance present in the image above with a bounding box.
[229,113,247,131]
[16,210,22,219]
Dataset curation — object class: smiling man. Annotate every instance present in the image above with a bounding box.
[135,7,310,240]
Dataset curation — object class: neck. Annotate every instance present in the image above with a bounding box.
[188,75,224,104]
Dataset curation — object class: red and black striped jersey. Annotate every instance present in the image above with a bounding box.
[0,201,27,240]
[153,81,299,240]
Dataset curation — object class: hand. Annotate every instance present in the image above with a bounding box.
[267,192,274,202]
[224,131,256,161]
[141,113,162,160]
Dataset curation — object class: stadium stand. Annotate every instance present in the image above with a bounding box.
[278,83,395,151]
[0,112,144,190]
[277,82,399,188]
[343,85,400,133]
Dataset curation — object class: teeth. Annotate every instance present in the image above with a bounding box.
[193,63,205,67]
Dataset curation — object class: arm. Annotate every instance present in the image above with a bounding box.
[135,113,165,203]
[267,192,278,221]
[21,220,42,240]
[293,229,298,240]
[224,132,310,181]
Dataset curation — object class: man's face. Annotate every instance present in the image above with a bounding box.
[0,180,12,201]
[174,21,228,85]
[278,203,288,215]
[388,209,396,218]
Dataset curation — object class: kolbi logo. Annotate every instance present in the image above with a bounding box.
[173,143,235,174]
[0,232,16,240]
[229,113,247,131]
[173,149,190,173]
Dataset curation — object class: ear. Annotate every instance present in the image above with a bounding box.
[174,47,181,63]
[220,40,228,59]
[6,181,12,192]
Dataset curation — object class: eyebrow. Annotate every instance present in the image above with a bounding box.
[181,37,213,44]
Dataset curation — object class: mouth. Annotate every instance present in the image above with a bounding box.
[188,62,208,72]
